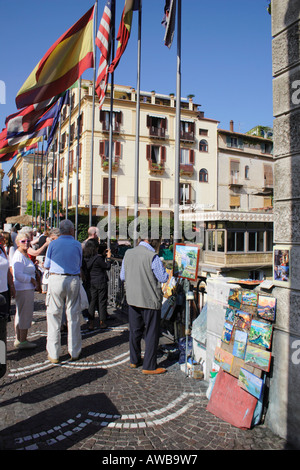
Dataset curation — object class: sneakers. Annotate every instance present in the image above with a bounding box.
[142,368,167,375]
[15,340,37,349]
[47,356,60,364]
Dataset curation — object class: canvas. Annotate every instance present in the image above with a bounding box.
[241,290,258,307]
[244,344,271,372]
[173,243,200,282]
[232,330,248,359]
[249,319,273,349]
[238,368,264,400]
[234,310,252,331]
[228,288,242,309]
[214,346,234,373]
[225,307,235,322]
[257,295,276,321]
[221,322,233,344]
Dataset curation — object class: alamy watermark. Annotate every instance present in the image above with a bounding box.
[291,80,300,105]
[0,80,6,105]
[0,340,5,365]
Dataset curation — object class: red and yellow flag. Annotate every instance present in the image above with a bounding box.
[16,6,95,109]
[108,0,139,74]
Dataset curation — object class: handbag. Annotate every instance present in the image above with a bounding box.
[80,282,89,310]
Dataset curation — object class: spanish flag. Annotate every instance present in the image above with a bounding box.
[16,6,95,109]
[108,0,140,74]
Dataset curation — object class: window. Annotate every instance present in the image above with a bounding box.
[180,120,195,140]
[146,145,166,165]
[99,110,122,132]
[199,128,208,136]
[230,160,240,184]
[180,183,191,204]
[248,231,264,252]
[99,140,121,162]
[146,115,167,138]
[264,164,273,187]
[199,168,208,182]
[206,230,225,252]
[199,139,208,152]
[245,165,249,179]
[180,148,194,165]
[149,180,161,206]
[103,177,115,205]
[226,136,244,149]
[227,231,245,252]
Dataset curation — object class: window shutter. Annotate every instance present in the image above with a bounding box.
[146,115,151,127]
[226,136,232,147]
[100,110,105,122]
[115,141,121,157]
[99,141,105,155]
[238,138,244,149]
[189,149,195,164]
[230,195,240,207]
[161,146,166,162]
[116,111,122,124]
[146,145,151,160]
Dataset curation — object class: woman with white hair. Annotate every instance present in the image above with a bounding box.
[12,232,38,349]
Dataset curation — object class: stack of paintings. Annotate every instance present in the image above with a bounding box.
[213,287,276,401]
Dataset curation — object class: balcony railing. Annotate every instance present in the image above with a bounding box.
[148,160,165,175]
[180,163,194,176]
[149,127,166,139]
[180,130,194,142]
[101,155,120,172]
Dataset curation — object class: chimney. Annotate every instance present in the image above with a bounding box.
[230,120,234,132]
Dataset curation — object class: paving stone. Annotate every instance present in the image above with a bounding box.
[0,292,294,451]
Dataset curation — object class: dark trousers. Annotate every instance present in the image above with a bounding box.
[128,305,161,371]
[88,283,108,322]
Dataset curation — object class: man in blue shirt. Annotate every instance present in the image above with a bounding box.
[120,237,169,375]
[44,219,82,363]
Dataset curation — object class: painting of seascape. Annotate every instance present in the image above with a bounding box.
[238,368,264,399]
[232,330,248,359]
[244,345,271,372]
[249,319,273,349]
[257,295,276,322]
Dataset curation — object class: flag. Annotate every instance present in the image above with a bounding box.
[15,6,95,109]
[45,91,70,152]
[6,95,62,140]
[95,0,114,108]
[162,0,176,48]
[108,0,140,74]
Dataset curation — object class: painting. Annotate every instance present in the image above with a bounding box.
[234,310,252,331]
[249,319,273,349]
[273,245,290,287]
[173,243,200,282]
[162,269,177,299]
[232,330,248,359]
[257,295,276,322]
[241,290,258,307]
[238,368,264,400]
[221,322,233,344]
[225,307,235,323]
[244,345,272,372]
[228,288,242,309]
[214,346,234,373]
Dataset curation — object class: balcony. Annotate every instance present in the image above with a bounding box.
[229,176,243,188]
[101,155,120,172]
[149,126,166,139]
[148,160,165,175]
[180,130,195,142]
[180,163,194,176]
[101,121,121,134]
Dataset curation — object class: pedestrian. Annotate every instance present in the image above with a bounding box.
[44,219,82,363]
[120,236,169,375]
[83,239,112,330]
[0,231,16,320]
[0,232,15,320]
[12,232,38,349]
[82,226,99,248]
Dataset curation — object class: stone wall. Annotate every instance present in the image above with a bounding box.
[269,0,300,449]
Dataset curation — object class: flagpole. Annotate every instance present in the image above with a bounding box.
[66,95,72,219]
[39,138,44,230]
[32,151,36,228]
[56,118,61,227]
[174,0,181,243]
[107,0,116,249]
[75,77,82,240]
[89,0,98,227]
[133,0,142,247]
[44,149,48,227]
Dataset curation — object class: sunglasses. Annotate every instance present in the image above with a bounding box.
[20,239,30,244]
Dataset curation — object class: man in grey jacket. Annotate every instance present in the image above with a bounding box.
[120,237,169,375]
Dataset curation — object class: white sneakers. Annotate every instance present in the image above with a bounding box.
[14,339,37,349]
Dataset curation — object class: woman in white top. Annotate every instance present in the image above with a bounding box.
[12,232,38,349]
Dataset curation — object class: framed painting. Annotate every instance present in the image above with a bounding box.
[232,330,248,359]
[244,344,272,372]
[225,307,236,323]
[228,288,242,309]
[257,295,276,322]
[238,368,264,400]
[173,243,200,282]
[241,290,258,307]
[273,245,290,287]
[248,319,273,349]
[234,310,252,331]
[214,346,234,373]
[221,322,233,344]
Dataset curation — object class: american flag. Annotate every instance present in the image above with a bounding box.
[95,0,114,108]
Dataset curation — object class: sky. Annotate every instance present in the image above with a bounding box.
[0,0,273,188]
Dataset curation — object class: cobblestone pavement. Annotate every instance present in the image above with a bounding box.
[0,292,293,452]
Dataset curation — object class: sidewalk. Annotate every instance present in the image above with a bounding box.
[0,292,293,451]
